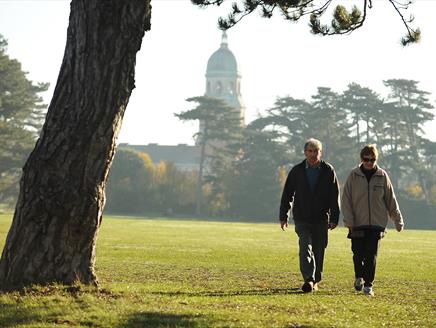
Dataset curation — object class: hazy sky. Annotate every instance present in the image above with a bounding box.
[1,0,435,145]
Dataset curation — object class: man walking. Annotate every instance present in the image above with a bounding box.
[280,138,339,293]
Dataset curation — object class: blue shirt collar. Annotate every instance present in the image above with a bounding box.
[305,159,321,169]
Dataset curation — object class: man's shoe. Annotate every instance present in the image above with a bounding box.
[301,281,314,293]
[354,277,364,291]
[313,282,319,291]
[363,286,374,297]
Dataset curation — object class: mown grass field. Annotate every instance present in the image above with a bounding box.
[0,214,435,327]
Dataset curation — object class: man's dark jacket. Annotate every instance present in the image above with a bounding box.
[279,160,340,224]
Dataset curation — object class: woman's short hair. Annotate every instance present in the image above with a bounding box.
[304,138,323,151]
[360,144,379,159]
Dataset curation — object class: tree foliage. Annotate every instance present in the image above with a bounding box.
[381,79,435,203]
[105,148,198,215]
[307,87,353,171]
[105,149,154,214]
[191,0,420,45]
[0,34,48,204]
[255,79,435,205]
[103,79,435,221]
[228,126,290,218]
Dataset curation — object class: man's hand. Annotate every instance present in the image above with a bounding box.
[280,220,288,231]
[395,221,404,232]
[328,222,337,230]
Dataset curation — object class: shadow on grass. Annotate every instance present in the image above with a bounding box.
[118,312,206,328]
[0,303,42,327]
[149,287,302,297]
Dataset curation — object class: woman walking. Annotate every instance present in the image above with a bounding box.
[341,144,404,296]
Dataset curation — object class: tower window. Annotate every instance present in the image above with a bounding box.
[229,82,234,95]
[216,81,222,94]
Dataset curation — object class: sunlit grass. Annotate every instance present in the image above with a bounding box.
[0,214,435,327]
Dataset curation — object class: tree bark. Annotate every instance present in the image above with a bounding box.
[196,127,208,217]
[0,0,151,290]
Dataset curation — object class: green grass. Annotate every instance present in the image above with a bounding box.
[0,214,435,327]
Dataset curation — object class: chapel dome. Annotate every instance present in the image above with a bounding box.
[206,31,238,73]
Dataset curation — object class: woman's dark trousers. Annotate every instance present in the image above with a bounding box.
[351,232,381,287]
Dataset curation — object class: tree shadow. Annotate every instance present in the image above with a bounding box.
[118,288,305,327]
[0,303,42,327]
[149,287,302,297]
[118,312,206,328]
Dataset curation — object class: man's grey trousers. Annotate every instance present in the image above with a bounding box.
[294,222,328,283]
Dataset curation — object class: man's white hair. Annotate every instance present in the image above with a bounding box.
[304,138,322,151]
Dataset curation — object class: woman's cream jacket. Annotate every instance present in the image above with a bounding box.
[341,166,404,230]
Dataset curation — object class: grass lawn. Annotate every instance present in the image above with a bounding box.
[0,214,435,327]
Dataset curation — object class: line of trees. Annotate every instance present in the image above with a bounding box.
[255,81,435,193]
[235,80,435,218]
[2,36,434,222]
[105,149,198,215]
[105,80,435,224]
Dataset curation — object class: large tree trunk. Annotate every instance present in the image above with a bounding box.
[0,0,151,290]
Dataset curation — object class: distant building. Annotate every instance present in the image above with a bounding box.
[121,32,245,171]
[205,31,245,124]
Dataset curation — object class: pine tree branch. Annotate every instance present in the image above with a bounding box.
[191,0,420,45]
[388,0,420,45]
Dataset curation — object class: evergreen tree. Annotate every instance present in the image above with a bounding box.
[253,90,353,180]
[378,100,410,190]
[230,126,290,219]
[421,140,436,204]
[0,35,48,204]
[341,83,383,147]
[383,79,435,203]
[175,96,242,216]
[308,87,354,178]
[254,96,311,163]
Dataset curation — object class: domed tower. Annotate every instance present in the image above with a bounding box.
[205,31,245,124]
